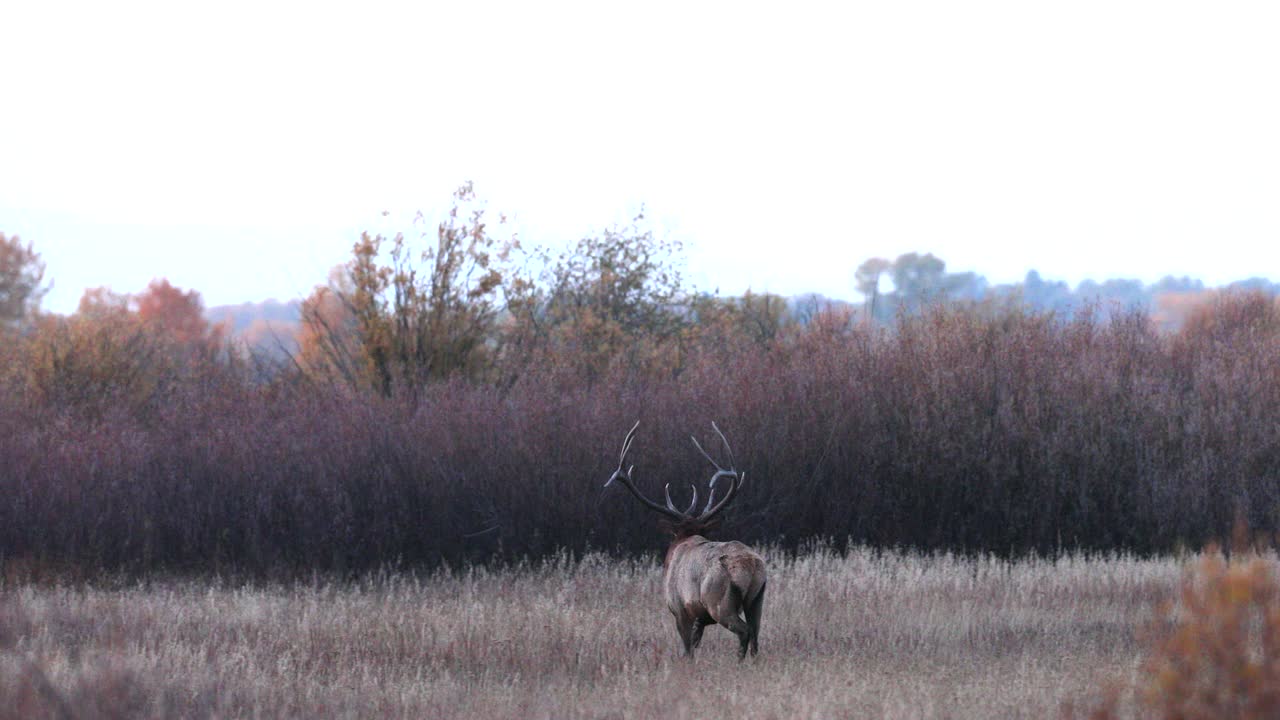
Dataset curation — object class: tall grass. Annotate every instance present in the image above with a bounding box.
[2,294,1279,576]
[0,547,1179,719]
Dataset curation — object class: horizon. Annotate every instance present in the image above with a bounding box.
[12,205,1278,316]
[5,1,1278,315]
[20,226,1271,317]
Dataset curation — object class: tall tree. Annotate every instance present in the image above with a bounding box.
[506,213,689,381]
[135,278,220,347]
[890,252,948,312]
[25,280,228,414]
[298,183,517,394]
[854,257,891,319]
[0,234,50,329]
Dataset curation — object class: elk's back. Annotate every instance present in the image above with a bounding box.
[664,536,765,620]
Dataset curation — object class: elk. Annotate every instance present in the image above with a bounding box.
[604,420,766,659]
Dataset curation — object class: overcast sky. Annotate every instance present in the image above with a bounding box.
[4,1,1278,314]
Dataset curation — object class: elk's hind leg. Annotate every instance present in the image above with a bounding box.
[745,582,765,657]
[690,618,708,650]
[709,595,752,660]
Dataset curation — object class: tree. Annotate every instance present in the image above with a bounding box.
[23,279,228,415]
[0,234,50,330]
[941,271,987,302]
[505,213,689,382]
[735,290,789,344]
[77,286,130,317]
[890,252,948,312]
[297,266,364,389]
[685,289,790,357]
[854,257,891,320]
[1152,275,1205,295]
[538,217,685,336]
[389,184,509,386]
[1021,270,1074,313]
[854,252,996,320]
[298,183,518,395]
[135,278,223,349]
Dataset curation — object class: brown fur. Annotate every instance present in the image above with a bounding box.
[662,533,766,659]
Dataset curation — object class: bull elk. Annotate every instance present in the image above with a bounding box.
[604,420,766,659]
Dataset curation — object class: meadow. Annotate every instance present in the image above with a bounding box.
[1,546,1180,719]
[5,245,1280,717]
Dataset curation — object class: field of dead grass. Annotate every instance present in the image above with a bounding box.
[0,546,1181,719]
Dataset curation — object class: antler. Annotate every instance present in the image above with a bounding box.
[690,421,744,522]
[604,420,745,525]
[604,421,688,522]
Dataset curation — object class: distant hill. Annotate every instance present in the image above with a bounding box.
[207,299,303,358]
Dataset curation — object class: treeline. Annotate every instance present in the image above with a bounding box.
[214,252,1274,360]
[2,199,1280,577]
[854,252,1280,329]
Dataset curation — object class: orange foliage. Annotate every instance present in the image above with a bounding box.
[1179,290,1280,345]
[1080,546,1280,719]
[1151,290,1213,333]
[18,279,231,414]
[77,286,130,317]
[135,278,222,346]
[1141,550,1280,718]
[297,281,361,387]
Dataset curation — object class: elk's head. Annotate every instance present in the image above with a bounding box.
[604,420,744,538]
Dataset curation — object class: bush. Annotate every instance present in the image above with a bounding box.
[1076,544,1280,719]
[2,298,1280,577]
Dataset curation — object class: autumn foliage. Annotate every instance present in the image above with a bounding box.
[11,279,231,418]
[1147,552,1280,717]
[1076,541,1280,719]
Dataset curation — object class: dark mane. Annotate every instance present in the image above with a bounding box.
[659,516,724,539]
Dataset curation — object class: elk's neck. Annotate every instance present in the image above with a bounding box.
[664,534,708,570]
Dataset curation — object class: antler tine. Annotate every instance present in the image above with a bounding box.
[618,420,640,467]
[691,434,727,473]
[700,473,742,521]
[663,483,698,517]
[707,469,738,487]
[690,421,745,522]
[711,421,736,471]
[693,422,738,475]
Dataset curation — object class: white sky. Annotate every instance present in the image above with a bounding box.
[3,1,1278,314]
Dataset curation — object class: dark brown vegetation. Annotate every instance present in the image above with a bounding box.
[1,286,1279,578]
[3,203,1280,577]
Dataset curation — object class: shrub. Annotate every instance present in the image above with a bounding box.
[2,298,1280,577]
[1077,546,1280,719]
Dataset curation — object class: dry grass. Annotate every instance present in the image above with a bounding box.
[0,547,1180,719]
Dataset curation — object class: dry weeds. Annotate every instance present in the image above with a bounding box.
[1,547,1180,719]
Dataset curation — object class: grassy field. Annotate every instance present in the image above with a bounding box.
[0,546,1181,719]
